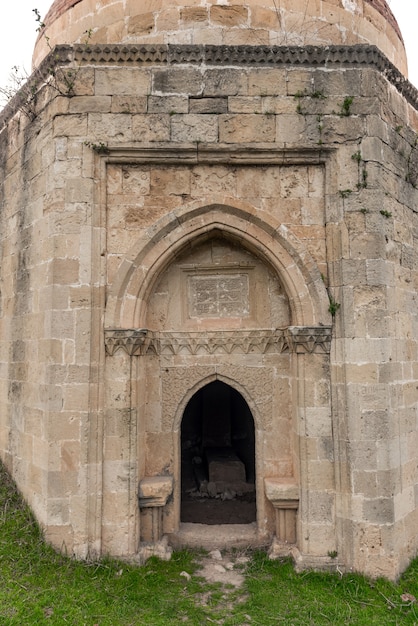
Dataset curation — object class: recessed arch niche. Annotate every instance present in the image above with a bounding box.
[139,231,296,540]
[146,234,291,332]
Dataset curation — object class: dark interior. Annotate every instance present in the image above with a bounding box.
[181,381,256,524]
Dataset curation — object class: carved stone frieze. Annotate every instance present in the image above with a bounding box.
[285,326,332,354]
[75,45,168,65]
[71,43,390,71]
[104,328,148,356]
[104,327,332,356]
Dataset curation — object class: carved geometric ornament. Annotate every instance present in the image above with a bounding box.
[104,327,332,357]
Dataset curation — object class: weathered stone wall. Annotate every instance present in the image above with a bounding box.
[0,67,100,555]
[0,43,417,578]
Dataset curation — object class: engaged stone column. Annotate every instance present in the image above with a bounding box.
[265,478,299,544]
[138,476,173,543]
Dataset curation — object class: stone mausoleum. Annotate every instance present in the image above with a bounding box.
[0,0,417,579]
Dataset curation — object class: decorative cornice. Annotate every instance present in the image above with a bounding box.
[104,327,332,357]
[72,42,384,68]
[71,43,418,110]
[2,44,418,130]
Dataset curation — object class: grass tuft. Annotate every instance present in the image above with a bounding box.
[1,460,418,624]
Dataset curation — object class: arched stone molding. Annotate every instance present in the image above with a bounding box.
[172,371,262,435]
[105,198,331,329]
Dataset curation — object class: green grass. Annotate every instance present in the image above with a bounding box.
[1,460,418,625]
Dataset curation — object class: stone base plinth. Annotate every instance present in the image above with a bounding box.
[137,536,173,564]
[139,476,173,543]
[264,478,299,544]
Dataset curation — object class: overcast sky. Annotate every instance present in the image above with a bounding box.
[0,1,417,98]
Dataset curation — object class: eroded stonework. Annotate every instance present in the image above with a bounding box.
[0,1,418,581]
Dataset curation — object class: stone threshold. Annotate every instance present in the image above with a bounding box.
[168,522,270,551]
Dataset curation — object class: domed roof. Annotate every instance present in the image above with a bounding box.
[33,0,407,77]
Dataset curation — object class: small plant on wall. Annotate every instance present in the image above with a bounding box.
[351,150,368,190]
[328,296,341,317]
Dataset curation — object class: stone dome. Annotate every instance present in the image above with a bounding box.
[33,0,407,77]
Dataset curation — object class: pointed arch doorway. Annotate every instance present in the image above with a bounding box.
[180,381,256,525]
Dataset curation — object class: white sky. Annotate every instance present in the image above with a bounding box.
[0,1,417,96]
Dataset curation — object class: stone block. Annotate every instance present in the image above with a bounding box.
[236,165,280,198]
[95,68,151,96]
[228,96,262,114]
[153,69,203,96]
[190,98,228,114]
[156,7,181,32]
[191,165,237,195]
[210,5,248,26]
[363,498,395,524]
[111,96,147,114]
[192,27,223,46]
[147,96,188,114]
[285,69,314,96]
[60,441,81,472]
[203,69,248,97]
[48,258,79,285]
[170,114,218,143]
[219,114,275,143]
[88,113,132,140]
[276,114,306,144]
[64,178,93,203]
[62,384,90,411]
[180,7,208,25]
[145,432,175,475]
[150,167,191,196]
[127,12,154,35]
[69,96,112,114]
[250,6,280,30]
[348,438,378,471]
[53,114,88,138]
[306,492,334,524]
[132,114,170,142]
[360,409,393,441]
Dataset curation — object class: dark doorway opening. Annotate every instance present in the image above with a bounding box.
[181,381,256,524]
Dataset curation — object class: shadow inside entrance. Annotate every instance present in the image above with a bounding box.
[181,381,256,525]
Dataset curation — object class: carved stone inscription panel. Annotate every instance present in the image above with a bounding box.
[188,273,250,318]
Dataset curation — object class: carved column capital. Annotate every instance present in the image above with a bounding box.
[138,476,174,508]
